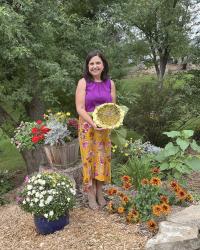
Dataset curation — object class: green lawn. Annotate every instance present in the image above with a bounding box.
[0,138,26,172]
[119,75,156,92]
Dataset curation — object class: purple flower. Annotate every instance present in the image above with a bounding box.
[16,196,22,203]
[24,175,30,183]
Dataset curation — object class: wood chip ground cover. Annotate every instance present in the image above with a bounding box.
[0,204,149,250]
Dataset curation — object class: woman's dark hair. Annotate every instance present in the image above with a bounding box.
[84,50,109,81]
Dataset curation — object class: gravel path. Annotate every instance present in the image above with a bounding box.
[0,204,149,250]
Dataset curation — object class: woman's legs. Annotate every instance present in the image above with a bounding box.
[88,179,99,210]
[96,180,106,207]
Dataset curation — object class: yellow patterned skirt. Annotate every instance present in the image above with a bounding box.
[78,116,111,190]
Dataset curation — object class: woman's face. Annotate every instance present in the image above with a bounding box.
[88,55,104,79]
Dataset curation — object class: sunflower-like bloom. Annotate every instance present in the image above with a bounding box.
[161,203,171,215]
[170,180,179,189]
[150,177,162,186]
[93,103,127,129]
[160,195,169,204]
[141,178,149,185]
[177,189,188,200]
[117,206,125,214]
[186,194,193,202]
[122,175,131,182]
[147,219,157,231]
[107,187,118,196]
[152,204,162,216]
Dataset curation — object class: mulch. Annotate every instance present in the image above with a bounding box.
[0,203,150,250]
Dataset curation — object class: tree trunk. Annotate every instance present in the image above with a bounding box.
[25,95,45,121]
[0,104,18,135]
[158,49,170,89]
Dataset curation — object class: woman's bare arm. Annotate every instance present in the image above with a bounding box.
[111,80,116,103]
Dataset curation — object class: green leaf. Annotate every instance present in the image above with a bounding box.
[164,142,179,156]
[176,138,189,151]
[184,157,200,171]
[181,130,194,139]
[163,131,181,138]
[190,140,200,153]
[110,127,127,146]
[155,151,167,162]
[160,162,169,170]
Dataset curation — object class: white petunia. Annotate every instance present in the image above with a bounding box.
[70,188,76,195]
[67,197,71,202]
[27,191,31,195]
[27,185,33,190]
[30,202,34,207]
[44,213,48,218]
[35,192,40,198]
[61,182,65,185]
[22,200,26,204]
[49,211,54,216]
[46,196,53,204]
[39,186,44,190]
[26,197,30,202]
[39,203,44,207]
[34,198,39,203]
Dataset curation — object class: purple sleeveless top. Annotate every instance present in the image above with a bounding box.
[85,79,112,112]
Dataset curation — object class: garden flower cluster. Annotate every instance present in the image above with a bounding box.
[18,172,76,221]
[11,110,79,150]
[106,171,193,232]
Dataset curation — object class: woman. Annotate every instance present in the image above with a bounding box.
[75,50,116,210]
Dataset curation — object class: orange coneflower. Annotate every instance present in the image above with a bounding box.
[151,167,160,174]
[117,191,125,198]
[141,178,149,185]
[122,175,131,182]
[161,203,171,215]
[122,195,129,203]
[150,177,162,186]
[170,180,178,189]
[107,201,113,212]
[147,219,157,231]
[160,195,169,204]
[122,182,132,190]
[152,204,162,216]
[107,188,117,196]
[186,193,193,202]
[126,215,132,223]
[117,206,125,214]
[131,209,139,218]
[177,189,187,200]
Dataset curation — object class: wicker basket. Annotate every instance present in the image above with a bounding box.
[43,138,80,168]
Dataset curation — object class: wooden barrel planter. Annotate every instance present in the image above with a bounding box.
[21,146,49,174]
[43,138,80,169]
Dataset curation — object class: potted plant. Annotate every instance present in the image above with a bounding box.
[41,111,79,168]
[17,172,76,235]
[11,121,49,173]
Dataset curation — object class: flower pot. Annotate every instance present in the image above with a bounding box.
[43,138,80,168]
[34,214,69,235]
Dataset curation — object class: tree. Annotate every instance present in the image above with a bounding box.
[0,0,130,135]
[117,0,192,87]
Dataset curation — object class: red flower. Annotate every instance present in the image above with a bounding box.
[32,127,38,134]
[32,136,40,143]
[36,120,42,125]
[41,125,51,134]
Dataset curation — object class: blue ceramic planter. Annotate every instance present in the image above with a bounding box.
[34,213,69,235]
